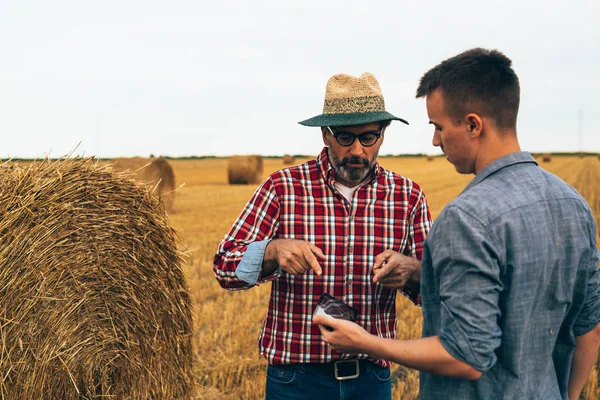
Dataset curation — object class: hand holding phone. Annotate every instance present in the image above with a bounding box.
[313,293,358,323]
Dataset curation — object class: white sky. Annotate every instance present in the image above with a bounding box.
[1,0,599,158]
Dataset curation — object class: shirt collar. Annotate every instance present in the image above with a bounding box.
[316,147,382,188]
[462,151,538,193]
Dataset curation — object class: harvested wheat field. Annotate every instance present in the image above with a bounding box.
[0,158,193,399]
[161,155,600,400]
[112,157,176,212]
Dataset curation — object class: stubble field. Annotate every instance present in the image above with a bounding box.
[164,155,600,399]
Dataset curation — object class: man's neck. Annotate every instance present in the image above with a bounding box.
[475,132,521,174]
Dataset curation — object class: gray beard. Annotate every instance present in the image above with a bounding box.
[328,150,377,186]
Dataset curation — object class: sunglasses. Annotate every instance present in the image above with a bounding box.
[326,126,382,147]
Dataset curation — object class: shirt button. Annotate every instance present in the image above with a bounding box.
[349,246,354,252]
[346,278,353,286]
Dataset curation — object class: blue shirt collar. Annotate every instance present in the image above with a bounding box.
[462,151,538,194]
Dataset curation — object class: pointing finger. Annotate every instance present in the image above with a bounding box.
[309,242,327,261]
[306,252,323,276]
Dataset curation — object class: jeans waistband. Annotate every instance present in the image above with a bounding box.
[281,359,386,376]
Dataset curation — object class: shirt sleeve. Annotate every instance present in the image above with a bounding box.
[399,186,432,306]
[235,239,280,284]
[573,244,600,336]
[431,205,502,373]
[404,186,432,261]
[213,178,282,290]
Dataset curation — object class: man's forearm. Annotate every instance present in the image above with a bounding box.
[364,334,481,380]
[262,240,278,275]
[568,323,600,400]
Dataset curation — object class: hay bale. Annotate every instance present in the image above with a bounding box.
[112,157,176,213]
[577,151,585,158]
[0,158,193,399]
[228,155,263,184]
[282,154,295,165]
[426,155,434,162]
[542,153,552,162]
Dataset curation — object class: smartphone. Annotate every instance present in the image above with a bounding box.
[313,293,358,322]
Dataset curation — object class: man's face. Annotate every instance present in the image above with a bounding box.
[322,122,384,187]
[426,89,477,174]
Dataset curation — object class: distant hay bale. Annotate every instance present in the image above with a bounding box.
[426,155,434,161]
[282,154,295,165]
[542,153,552,162]
[112,157,176,212]
[578,151,585,158]
[228,155,263,184]
[0,158,193,399]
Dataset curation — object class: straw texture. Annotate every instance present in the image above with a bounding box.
[298,72,408,127]
[0,158,193,399]
[112,157,176,213]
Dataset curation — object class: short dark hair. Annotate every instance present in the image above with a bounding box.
[416,48,520,130]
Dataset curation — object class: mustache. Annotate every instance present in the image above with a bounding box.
[340,156,369,167]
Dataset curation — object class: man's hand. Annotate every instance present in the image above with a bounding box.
[313,315,372,354]
[372,250,421,290]
[264,239,325,276]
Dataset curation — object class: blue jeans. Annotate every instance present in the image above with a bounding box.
[265,360,392,400]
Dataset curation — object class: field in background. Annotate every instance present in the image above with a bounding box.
[165,155,600,399]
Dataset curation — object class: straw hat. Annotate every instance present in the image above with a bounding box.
[299,72,408,127]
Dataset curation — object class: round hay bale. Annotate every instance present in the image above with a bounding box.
[0,158,193,399]
[542,153,552,162]
[227,155,264,184]
[426,155,434,162]
[112,157,176,213]
[282,154,295,165]
[577,151,585,158]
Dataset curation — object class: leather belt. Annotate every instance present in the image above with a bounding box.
[299,359,384,380]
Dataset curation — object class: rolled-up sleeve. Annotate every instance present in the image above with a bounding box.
[213,178,282,290]
[574,245,600,337]
[431,206,502,373]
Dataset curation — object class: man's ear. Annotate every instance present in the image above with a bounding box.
[321,127,329,146]
[465,113,483,139]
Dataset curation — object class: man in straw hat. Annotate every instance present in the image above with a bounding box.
[214,72,432,399]
[314,48,600,399]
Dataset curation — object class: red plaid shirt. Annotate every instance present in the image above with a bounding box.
[213,148,431,367]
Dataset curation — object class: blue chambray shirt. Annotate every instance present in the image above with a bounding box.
[420,152,600,399]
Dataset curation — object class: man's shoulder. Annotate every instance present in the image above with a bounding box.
[444,165,590,226]
[378,167,424,195]
[268,158,320,184]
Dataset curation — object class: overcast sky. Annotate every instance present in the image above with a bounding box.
[1,0,598,158]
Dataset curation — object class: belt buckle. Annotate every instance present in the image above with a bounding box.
[334,359,360,380]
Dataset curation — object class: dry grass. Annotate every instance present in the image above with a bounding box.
[0,158,193,399]
[112,157,176,212]
[7,156,595,399]
[167,155,600,400]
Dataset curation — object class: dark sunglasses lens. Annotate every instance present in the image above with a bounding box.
[336,133,355,146]
[359,133,378,146]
